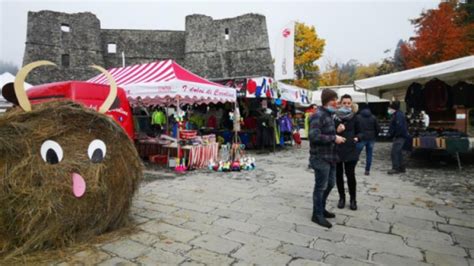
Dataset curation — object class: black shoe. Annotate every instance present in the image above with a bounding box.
[364,171,370,176]
[337,198,345,209]
[350,200,357,211]
[323,210,336,218]
[311,215,332,228]
[387,169,400,175]
[399,168,406,173]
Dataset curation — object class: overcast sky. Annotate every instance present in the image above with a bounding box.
[1,0,439,70]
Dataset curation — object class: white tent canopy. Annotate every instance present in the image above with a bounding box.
[277,82,312,105]
[319,85,388,104]
[354,56,474,100]
[312,85,388,105]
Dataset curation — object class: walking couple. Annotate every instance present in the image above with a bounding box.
[308,89,378,228]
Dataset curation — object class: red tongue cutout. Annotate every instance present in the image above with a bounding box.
[72,173,86,198]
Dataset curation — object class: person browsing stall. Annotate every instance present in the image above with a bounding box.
[388,101,409,174]
[356,107,380,176]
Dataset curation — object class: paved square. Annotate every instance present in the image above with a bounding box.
[56,142,473,265]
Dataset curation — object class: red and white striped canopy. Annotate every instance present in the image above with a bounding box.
[87,60,236,105]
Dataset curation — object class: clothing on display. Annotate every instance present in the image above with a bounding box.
[278,115,293,133]
[207,115,217,129]
[451,81,474,108]
[423,78,452,112]
[404,83,424,111]
[151,110,166,126]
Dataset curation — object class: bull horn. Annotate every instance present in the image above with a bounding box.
[90,65,117,114]
[14,60,56,112]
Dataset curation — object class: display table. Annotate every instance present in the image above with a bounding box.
[136,138,165,158]
[162,143,192,167]
[188,143,219,169]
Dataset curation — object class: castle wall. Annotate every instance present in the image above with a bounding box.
[100,29,185,68]
[22,11,273,85]
[184,14,273,79]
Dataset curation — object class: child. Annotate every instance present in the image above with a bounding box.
[293,128,302,148]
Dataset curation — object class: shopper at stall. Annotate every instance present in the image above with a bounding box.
[309,89,345,228]
[356,107,380,176]
[388,101,409,174]
[335,95,361,211]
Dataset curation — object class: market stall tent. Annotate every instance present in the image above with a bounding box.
[88,60,236,105]
[277,82,312,106]
[354,56,474,100]
[245,77,278,99]
[311,90,322,105]
[318,85,389,104]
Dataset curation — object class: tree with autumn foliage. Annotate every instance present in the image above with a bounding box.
[293,22,325,89]
[401,1,474,69]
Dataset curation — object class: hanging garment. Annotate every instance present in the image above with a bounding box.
[233,108,241,132]
[189,114,205,129]
[404,82,424,111]
[244,117,257,130]
[207,115,217,129]
[451,82,474,108]
[423,79,452,112]
[278,115,293,133]
[151,110,166,126]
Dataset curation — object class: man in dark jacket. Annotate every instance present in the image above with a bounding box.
[388,101,409,174]
[356,108,380,176]
[309,89,346,228]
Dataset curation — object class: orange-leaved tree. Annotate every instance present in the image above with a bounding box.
[401,1,474,69]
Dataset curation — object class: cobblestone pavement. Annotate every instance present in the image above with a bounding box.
[54,141,473,266]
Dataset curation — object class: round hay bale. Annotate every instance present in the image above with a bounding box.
[0,101,143,257]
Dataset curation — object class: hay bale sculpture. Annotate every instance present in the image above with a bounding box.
[0,61,142,257]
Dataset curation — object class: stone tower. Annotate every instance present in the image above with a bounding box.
[184,14,273,80]
[23,10,104,84]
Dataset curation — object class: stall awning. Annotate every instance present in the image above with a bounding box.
[277,82,312,106]
[354,56,474,99]
[318,85,388,104]
[87,60,236,105]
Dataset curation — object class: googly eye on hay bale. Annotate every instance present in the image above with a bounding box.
[0,61,143,257]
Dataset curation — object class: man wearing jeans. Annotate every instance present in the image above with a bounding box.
[309,89,346,228]
[387,101,408,174]
[356,108,380,176]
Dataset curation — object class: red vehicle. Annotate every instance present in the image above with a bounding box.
[24,81,135,139]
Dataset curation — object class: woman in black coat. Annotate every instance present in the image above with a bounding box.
[335,94,362,210]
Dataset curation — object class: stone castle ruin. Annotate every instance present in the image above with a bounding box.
[23,10,274,84]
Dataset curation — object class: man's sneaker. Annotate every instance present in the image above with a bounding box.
[387,169,400,175]
[311,215,332,228]
[323,210,336,218]
[364,171,370,176]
